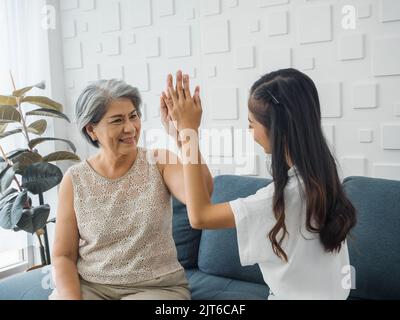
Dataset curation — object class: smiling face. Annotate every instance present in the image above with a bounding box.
[248,110,271,154]
[86,98,141,157]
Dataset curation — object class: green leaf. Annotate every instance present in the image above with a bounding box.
[0,105,21,123]
[43,151,80,163]
[10,190,27,226]
[29,137,76,153]
[27,119,47,135]
[26,108,70,123]
[12,151,43,175]
[15,205,50,234]
[0,95,17,106]
[21,96,62,112]
[0,128,22,139]
[12,81,45,97]
[0,123,8,134]
[0,201,14,229]
[0,188,18,208]
[6,149,30,160]
[0,165,15,193]
[21,162,62,194]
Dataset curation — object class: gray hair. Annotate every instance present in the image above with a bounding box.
[75,79,142,148]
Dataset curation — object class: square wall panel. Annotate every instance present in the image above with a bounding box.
[267,11,288,36]
[259,0,289,7]
[297,5,332,44]
[317,82,342,118]
[381,124,400,149]
[100,2,121,33]
[103,36,120,56]
[353,83,378,109]
[158,0,175,17]
[322,124,335,151]
[100,64,123,80]
[201,20,230,54]
[129,0,152,28]
[144,37,160,57]
[201,0,221,16]
[60,0,78,11]
[125,62,150,92]
[64,40,82,70]
[262,47,292,72]
[236,46,255,69]
[166,26,191,58]
[340,157,367,177]
[62,20,76,39]
[357,4,371,19]
[211,87,239,120]
[373,164,400,180]
[380,0,400,22]
[339,34,365,61]
[80,0,95,11]
[373,37,400,76]
[359,129,373,143]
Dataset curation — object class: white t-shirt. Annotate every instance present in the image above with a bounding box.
[229,167,351,300]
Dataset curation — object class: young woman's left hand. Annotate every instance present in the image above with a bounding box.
[161,70,202,132]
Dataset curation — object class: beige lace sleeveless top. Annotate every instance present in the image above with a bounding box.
[68,147,183,285]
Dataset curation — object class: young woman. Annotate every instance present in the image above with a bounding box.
[161,69,357,300]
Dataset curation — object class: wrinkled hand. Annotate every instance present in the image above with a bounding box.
[161,70,202,133]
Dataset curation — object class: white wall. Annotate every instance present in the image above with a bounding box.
[57,0,400,180]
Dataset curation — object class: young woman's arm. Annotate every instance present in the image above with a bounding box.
[156,148,213,205]
[51,172,81,300]
[162,71,235,229]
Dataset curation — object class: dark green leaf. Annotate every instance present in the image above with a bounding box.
[21,96,62,112]
[21,162,62,194]
[15,205,50,233]
[12,81,45,97]
[26,108,70,123]
[0,201,13,229]
[43,151,80,162]
[28,137,76,153]
[10,190,27,226]
[0,95,17,106]
[27,119,47,135]
[0,165,15,193]
[0,128,22,139]
[12,151,43,176]
[0,189,18,209]
[0,105,21,123]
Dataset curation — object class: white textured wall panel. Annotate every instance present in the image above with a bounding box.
[201,0,221,16]
[125,63,150,92]
[381,125,400,150]
[100,2,121,33]
[166,26,191,58]
[380,0,400,22]
[211,88,238,120]
[259,0,289,7]
[317,82,342,118]
[339,34,364,61]
[201,20,230,54]
[262,47,291,71]
[373,164,400,180]
[236,46,255,69]
[353,83,378,109]
[341,157,367,177]
[372,37,400,76]
[64,40,82,69]
[297,5,332,44]
[158,0,175,17]
[267,11,288,36]
[129,0,152,28]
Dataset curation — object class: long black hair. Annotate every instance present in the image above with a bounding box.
[248,68,356,262]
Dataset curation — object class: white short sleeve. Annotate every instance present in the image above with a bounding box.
[229,185,278,266]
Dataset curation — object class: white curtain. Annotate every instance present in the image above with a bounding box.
[0,0,49,253]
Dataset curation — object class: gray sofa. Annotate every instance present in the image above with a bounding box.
[0,175,399,300]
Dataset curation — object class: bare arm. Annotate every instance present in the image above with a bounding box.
[156,148,213,204]
[163,71,235,229]
[51,172,81,300]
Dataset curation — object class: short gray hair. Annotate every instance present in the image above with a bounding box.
[75,79,142,148]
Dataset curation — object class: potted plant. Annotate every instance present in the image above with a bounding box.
[0,76,80,268]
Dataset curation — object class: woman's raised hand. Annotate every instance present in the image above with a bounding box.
[161,70,202,132]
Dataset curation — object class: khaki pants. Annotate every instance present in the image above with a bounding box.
[50,269,191,300]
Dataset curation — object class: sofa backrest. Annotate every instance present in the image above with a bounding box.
[173,174,400,299]
[343,176,400,300]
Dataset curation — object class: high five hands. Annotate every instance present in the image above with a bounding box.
[160,70,202,137]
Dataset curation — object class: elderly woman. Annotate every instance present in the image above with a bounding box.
[50,76,213,300]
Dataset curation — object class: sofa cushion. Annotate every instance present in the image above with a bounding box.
[343,176,400,300]
[0,266,51,300]
[198,175,272,284]
[172,197,202,268]
[186,268,269,300]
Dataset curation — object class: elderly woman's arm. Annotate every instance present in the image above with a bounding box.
[156,149,213,204]
[51,172,81,300]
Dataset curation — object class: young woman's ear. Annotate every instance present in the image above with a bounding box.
[86,124,97,142]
